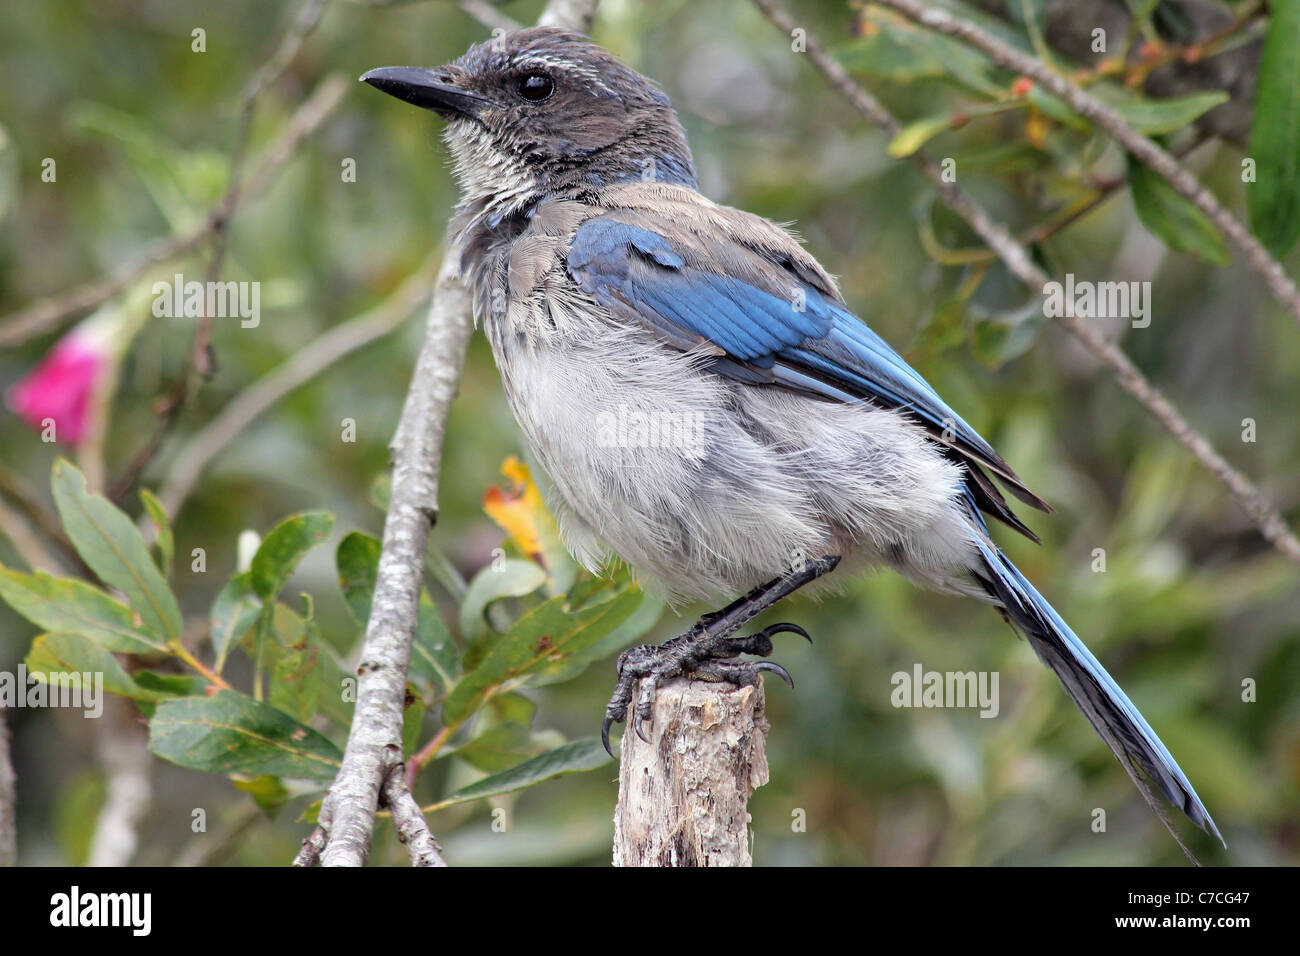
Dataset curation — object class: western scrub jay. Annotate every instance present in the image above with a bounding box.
[362,26,1221,849]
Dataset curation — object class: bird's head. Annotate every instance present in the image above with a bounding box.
[362,27,698,219]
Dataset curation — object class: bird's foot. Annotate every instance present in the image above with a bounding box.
[600,620,811,756]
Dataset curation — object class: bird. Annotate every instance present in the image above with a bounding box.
[361,25,1222,853]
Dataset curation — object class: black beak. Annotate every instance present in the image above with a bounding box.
[359,66,486,119]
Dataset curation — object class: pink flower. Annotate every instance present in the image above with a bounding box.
[6,326,107,445]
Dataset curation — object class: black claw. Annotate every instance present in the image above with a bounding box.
[634,713,652,744]
[755,660,795,688]
[757,622,813,645]
[601,716,616,758]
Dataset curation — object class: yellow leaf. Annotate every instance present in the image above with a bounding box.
[482,456,549,559]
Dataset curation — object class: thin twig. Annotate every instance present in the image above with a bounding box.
[406,721,454,790]
[308,0,600,869]
[871,0,1300,330]
[294,825,328,867]
[156,252,440,517]
[751,0,1300,562]
[382,750,448,866]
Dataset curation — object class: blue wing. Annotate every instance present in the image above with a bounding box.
[567,209,1049,534]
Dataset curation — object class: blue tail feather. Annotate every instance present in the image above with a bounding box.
[972,537,1223,848]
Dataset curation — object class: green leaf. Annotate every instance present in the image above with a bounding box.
[148,689,342,780]
[250,512,334,600]
[835,12,1002,96]
[297,799,323,825]
[131,670,211,716]
[457,559,547,639]
[971,308,1045,369]
[51,459,182,644]
[453,723,549,773]
[231,775,292,813]
[139,488,174,580]
[402,685,425,758]
[431,738,611,810]
[25,633,159,701]
[443,586,643,725]
[210,572,261,673]
[1094,87,1230,136]
[1247,0,1300,256]
[528,588,662,686]
[0,565,167,654]
[132,671,211,697]
[270,637,322,724]
[888,115,956,158]
[486,692,537,727]
[1128,156,1230,265]
[412,592,460,693]
[1025,86,1090,131]
[336,531,381,626]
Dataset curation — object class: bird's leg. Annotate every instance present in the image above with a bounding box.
[602,554,841,755]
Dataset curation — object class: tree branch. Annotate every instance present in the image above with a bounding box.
[382,752,448,867]
[871,0,1300,331]
[752,0,1300,562]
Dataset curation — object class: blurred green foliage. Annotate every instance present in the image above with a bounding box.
[0,0,1297,866]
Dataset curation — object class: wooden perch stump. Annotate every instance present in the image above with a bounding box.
[613,678,769,867]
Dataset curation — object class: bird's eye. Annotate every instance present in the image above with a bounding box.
[518,73,555,102]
